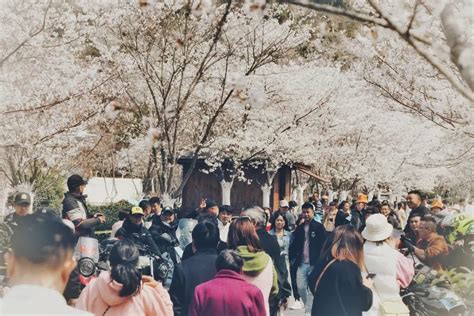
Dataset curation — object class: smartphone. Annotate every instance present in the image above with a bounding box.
[366,273,376,279]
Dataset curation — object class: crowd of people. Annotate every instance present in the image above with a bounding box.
[0,174,472,316]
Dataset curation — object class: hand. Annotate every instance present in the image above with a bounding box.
[97,216,106,224]
[298,218,305,226]
[199,198,206,209]
[67,298,78,307]
[363,276,374,289]
[142,275,160,288]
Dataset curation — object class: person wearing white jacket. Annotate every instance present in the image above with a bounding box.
[362,214,415,316]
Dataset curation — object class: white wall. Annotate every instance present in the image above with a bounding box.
[84,177,143,205]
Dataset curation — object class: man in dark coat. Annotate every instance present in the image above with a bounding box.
[62,174,105,238]
[404,190,429,236]
[149,206,179,264]
[0,192,32,283]
[242,207,292,316]
[169,220,220,316]
[289,202,327,315]
[351,194,368,232]
[115,206,161,256]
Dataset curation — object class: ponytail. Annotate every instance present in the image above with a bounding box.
[108,240,142,297]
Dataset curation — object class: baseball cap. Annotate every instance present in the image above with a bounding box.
[67,174,88,191]
[14,192,31,205]
[130,206,144,216]
[279,200,289,208]
[162,206,175,215]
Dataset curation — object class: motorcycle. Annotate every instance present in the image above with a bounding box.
[399,239,467,316]
[76,237,116,286]
[135,244,174,287]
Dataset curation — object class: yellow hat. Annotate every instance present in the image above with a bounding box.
[357,194,368,204]
[431,200,444,210]
[130,206,144,216]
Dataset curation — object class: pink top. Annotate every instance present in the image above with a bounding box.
[76,271,173,316]
[396,251,415,288]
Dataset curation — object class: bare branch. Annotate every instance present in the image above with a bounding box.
[0,0,52,67]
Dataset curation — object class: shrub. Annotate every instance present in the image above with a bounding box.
[88,200,134,232]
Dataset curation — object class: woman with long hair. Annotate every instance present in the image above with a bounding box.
[76,240,173,316]
[269,211,291,259]
[310,225,373,316]
[228,217,278,316]
[322,203,339,232]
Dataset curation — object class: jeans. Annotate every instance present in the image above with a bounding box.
[296,262,313,313]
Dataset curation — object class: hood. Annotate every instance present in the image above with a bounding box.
[96,271,135,306]
[236,245,270,276]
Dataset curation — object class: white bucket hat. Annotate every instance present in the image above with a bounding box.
[361,214,393,242]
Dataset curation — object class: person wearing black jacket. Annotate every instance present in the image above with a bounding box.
[242,207,292,316]
[169,220,219,316]
[115,206,161,256]
[289,202,327,315]
[62,174,105,238]
[309,225,373,316]
[335,201,351,227]
[404,190,429,237]
[149,206,180,264]
[350,194,368,232]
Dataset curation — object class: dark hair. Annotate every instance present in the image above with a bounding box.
[216,250,244,273]
[380,202,391,210]
[302,202,315,211]
[11,213,76,268]
[205,199,218,209]
[220,205,234,214]
[270,211,289,231]
[408,190,423,199]
[397,202,406,209]
[289,200,298,208]
[364,206,380,215]
[421,216,437,232]
[192,220,219,250]
[109,240,142,297]
[228,218,263,253]
[118,208,129,221]
[138,200,151,210]
[149,197,161,205]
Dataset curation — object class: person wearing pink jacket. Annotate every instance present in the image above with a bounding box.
[76,240,173,316]
[189,250,267,316]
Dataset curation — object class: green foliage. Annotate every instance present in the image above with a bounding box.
[32,169,65,212]
[88,200,134,231]
[432,267,474,304]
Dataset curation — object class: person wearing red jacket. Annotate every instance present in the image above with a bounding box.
[189,250,267,316]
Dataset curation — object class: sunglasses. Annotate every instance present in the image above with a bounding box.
[231,215,251,221]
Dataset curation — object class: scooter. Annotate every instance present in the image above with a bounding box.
[399,239,467,316]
